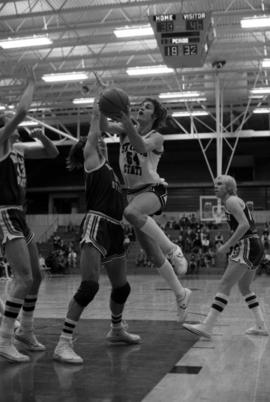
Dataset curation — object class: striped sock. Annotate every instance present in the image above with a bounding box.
[203,293,229,330]
[244,292,265,328]
[20,294,38,332]
[60,318,77,340]
[111,313,122,328]
[0,296,23,336]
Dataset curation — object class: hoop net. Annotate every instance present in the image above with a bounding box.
[212,205,226,224]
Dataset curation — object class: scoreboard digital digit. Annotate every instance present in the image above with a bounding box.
[148,12,214,68]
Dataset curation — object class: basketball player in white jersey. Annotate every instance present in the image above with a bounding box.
[97,80,191,321]
[183,175,268,338]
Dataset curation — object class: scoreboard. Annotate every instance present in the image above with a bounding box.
[148,12,214,68]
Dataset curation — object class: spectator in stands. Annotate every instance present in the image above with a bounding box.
[184,175,268,338]
[188,253,198,275]
[0,78,59,363]
[53,92,140,365]
[136,248,146,267]
[67,248,77,270]
[123,235,131,255]
[215,232,224,247]
[201,233,210,253]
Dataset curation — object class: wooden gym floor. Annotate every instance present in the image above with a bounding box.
[0,272,270,402]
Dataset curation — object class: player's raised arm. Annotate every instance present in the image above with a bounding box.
[17,128,59,159]
[0,81,35,145]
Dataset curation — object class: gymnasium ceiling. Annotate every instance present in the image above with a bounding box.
[0,0,270,135]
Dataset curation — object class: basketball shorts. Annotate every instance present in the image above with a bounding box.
[229,235,264,270]
[127,183,168,215]
[0,207,34,247]
[80,210,125,262]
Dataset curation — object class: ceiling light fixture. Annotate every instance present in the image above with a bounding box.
[114,25,154,38]
[253,108,270,114]
[0,36,52,49]
[250,87,270,95]
[241,15,270,29]
[165,97,207,103]
[18,121,40,127]
[42,72,88,83]
[172,111,209,117]
[127,65,174,76]
[262,59,270,68]
[73,98,95,104]
[159,91,203,99]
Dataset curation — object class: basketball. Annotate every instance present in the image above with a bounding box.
[99,87,130,118]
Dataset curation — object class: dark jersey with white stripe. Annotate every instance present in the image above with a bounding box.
[225,202,257,239]
[0,149,26,206]
[85,160,125,221]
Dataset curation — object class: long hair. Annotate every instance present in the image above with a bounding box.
[142,97,167,130]
[66,137,87,171]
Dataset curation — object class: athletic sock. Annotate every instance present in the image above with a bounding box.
[0,296,23,337]
[20,294,38,332]
[244,292,266,328]
[203,292,229,330]
[111,313,122,328]
[157,260,185,297]
[60,318,78,340]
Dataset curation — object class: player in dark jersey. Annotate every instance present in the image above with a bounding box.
[0,80,59,363]
[183,175,268,339]
[95,74,190,323]
[53,96,141,364]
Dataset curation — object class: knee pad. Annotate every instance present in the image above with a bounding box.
[111,282,131,305]
[74,280,99,307]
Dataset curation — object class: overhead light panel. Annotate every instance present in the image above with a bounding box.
[165,97,207,103]
[114,24,154,38]
[172,111,209,117]
[250,87,270,95]
[18,121,40,127]
[0,105,5,111]
[253,108,270,114]
[42,72,88,83]
[127,65,174,76]
[262,59,270,68]
[0,35,52,49]
[241,15,270,28]
[73,98,95,105]
[159,91,203,99]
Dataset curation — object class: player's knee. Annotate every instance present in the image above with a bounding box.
[111,282,131,305]
[74,280,99,307]
[123,205,139,226]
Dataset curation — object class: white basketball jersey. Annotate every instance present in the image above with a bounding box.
[119,130,165,189]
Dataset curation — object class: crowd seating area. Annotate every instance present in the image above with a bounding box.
[2,214,270,279]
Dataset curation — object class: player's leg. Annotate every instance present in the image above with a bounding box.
[0,238,33,362]
[238,269,268,335]
[104,255,141,344]
[135,228,191,322]
[183,260,247,339]
[15,239,45,351]
[124,191,187,275]
[53,243,100,364]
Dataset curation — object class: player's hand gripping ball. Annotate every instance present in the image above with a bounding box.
[99,87,130,119]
